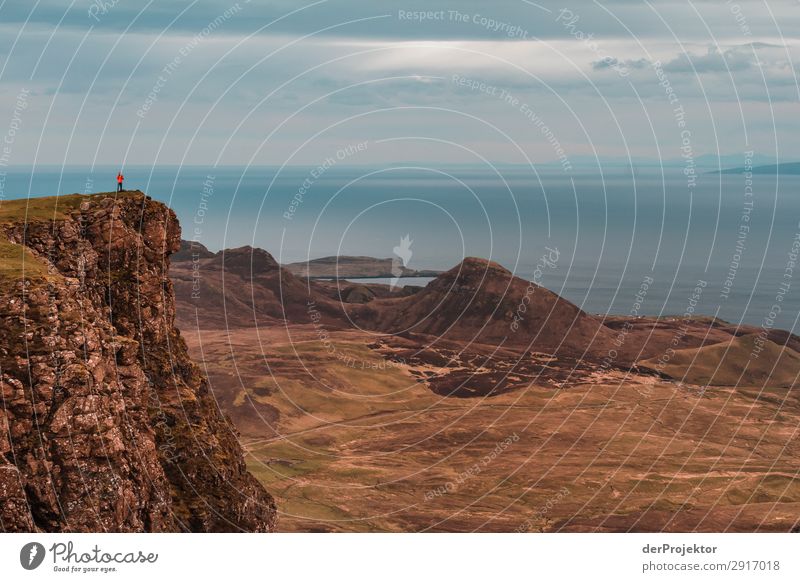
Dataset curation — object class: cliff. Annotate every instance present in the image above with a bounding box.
[0,191,276,532]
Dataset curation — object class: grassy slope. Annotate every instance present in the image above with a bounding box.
[217,330,798,532]
[0,191,143,289]
[640,333,800,387]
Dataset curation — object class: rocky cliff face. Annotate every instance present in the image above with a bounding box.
[0,191,276,532]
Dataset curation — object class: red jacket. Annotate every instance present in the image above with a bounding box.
[117,174,124,183]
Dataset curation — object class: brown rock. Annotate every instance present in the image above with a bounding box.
[0,191,276,532]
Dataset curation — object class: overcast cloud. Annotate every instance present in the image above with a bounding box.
[0,0,797,166]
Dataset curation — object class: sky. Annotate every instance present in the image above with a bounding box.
[0,0,798,167]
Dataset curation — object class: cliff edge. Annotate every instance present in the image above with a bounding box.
[0,191,276,532]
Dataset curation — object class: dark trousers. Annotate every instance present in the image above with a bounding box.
[117,183,123,192]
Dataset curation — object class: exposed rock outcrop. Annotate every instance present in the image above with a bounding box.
[172,239,215,262]
[0,191,276,532]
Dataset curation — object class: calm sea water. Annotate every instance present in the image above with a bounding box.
[3,164,799,330]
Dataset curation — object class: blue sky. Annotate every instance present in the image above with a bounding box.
[0,0,798,167]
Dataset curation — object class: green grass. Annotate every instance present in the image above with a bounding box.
[246,340,436,425]
[0,191,147,289]
[247,454,326,484]
[0,191,145,224]
[0,239,52,289]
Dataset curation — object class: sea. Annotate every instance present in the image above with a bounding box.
[2,164,799,330]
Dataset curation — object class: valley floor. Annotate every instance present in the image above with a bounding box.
[181,323,800,532]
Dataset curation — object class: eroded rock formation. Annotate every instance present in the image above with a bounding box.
[0,191,276,532]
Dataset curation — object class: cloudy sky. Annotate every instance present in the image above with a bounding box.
[1,0,798,167]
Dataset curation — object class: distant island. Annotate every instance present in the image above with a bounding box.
[284,255,442,279]
[715,161,800,175]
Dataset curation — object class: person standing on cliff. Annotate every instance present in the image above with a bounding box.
[116,171,124,192]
